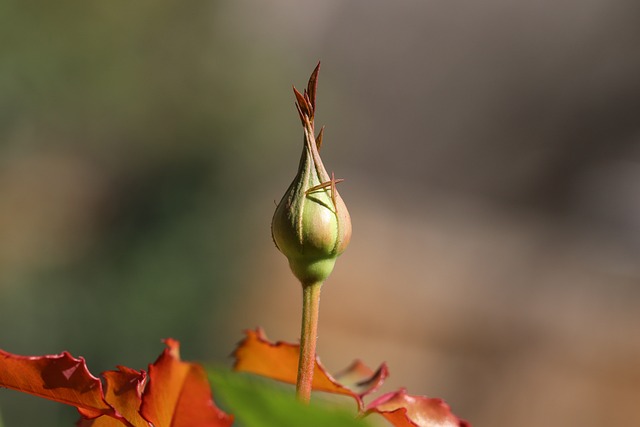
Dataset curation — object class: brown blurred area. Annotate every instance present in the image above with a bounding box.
[1,1,640,426]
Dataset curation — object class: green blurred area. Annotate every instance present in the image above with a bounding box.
[208,369,373,427]
[0,1,299,424]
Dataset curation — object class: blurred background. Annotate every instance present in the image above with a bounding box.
[1,0,639,425]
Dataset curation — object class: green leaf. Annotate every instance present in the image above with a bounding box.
[207,368,373,427]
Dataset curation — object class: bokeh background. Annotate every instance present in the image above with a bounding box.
[1,1,640,426]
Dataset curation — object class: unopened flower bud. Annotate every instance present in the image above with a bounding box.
[272,64,352,286]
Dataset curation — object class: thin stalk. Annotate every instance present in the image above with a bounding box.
[296,281,322,403]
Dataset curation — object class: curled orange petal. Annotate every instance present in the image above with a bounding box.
[0,348,114,420]
[140,339,233,427]
[233,328,388,411]
[366,389,470,427]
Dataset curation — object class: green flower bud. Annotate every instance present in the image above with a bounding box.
[272,64,352,286]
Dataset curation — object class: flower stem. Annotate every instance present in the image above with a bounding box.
[296,281,322,403]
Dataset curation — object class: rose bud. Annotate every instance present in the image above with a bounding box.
[271,64,351,286]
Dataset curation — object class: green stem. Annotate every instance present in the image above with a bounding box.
[296,281,322,403]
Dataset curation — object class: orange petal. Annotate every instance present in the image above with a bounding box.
[101,367,149,427]
[171,363,234,427]
[233,329,387,410]
[0,348,114,420]
[366,389,470,427]
[334,359,388,398]
[140,338,232,427]
[76,416,130,427]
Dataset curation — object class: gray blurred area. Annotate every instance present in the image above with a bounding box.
[1,1,639,426]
